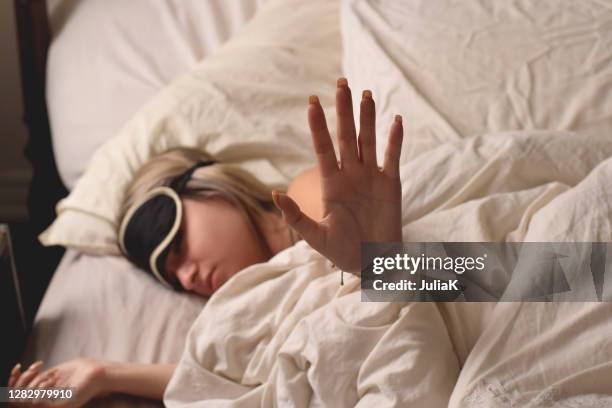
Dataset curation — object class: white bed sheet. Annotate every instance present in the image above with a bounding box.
[46,0,266,189]
[342,0,612,163]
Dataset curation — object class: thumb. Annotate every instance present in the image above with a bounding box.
[272,191,323,248]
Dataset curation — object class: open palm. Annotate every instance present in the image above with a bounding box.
[273,78,403,274]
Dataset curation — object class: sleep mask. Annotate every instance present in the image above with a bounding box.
[118,160,215,289]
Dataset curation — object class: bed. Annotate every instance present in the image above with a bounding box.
[15,0,612,407]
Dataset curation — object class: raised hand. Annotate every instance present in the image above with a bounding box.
[273,78,403,274]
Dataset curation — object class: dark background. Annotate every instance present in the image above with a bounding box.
[1,0,68,383]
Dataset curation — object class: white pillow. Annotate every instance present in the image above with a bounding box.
[46,0,266,189]
[341,0,612,163]
[40,0,342,255]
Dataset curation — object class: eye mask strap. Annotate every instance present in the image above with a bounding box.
[170,160,217,193]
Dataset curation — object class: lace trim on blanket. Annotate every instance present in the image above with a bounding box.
[463,379,612,408]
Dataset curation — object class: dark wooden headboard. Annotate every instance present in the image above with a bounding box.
[14,0,68,228]
[13,0,67,331]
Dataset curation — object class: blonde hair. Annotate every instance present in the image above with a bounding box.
[120,147,299,255]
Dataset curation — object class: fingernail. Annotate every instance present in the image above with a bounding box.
[308,95,319,105]
[271,191,281,209]
[337,77,348,87]
[394,114,403,124]
[12,363,21,373]
[362,90,372,99]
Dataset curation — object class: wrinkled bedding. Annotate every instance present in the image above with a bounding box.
[342,0,612,163]
[152,0,612,405]
[165,129,612,407]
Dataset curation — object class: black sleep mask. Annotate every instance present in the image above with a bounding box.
[118,160,215,289]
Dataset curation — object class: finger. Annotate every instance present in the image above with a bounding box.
[38,378,57,396]
[272,191,325,250]
[8,363,21,387]
[39,376,57,388]
[308,95,338,177]
[358,89,377,166]
[14,361,44,388]
[382,115,404,178]
[27,371,51,388]
[29,361,44,371]
[335,78,359,166]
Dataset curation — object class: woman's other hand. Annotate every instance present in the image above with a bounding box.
[7,358,106,407]
[273,78,403,274]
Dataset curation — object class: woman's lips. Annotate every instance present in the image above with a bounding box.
[200,266,223,294]
[205,270,215,293]
[210,269,221,292]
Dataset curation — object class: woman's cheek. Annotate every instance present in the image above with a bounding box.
[234,237,266,271]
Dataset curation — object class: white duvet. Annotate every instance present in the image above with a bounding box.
[165,129,612,407]
[156,0,612,405]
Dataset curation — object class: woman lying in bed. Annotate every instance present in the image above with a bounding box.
[8,78,403,406]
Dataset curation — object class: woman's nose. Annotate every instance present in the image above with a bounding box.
[176,264,197,290]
